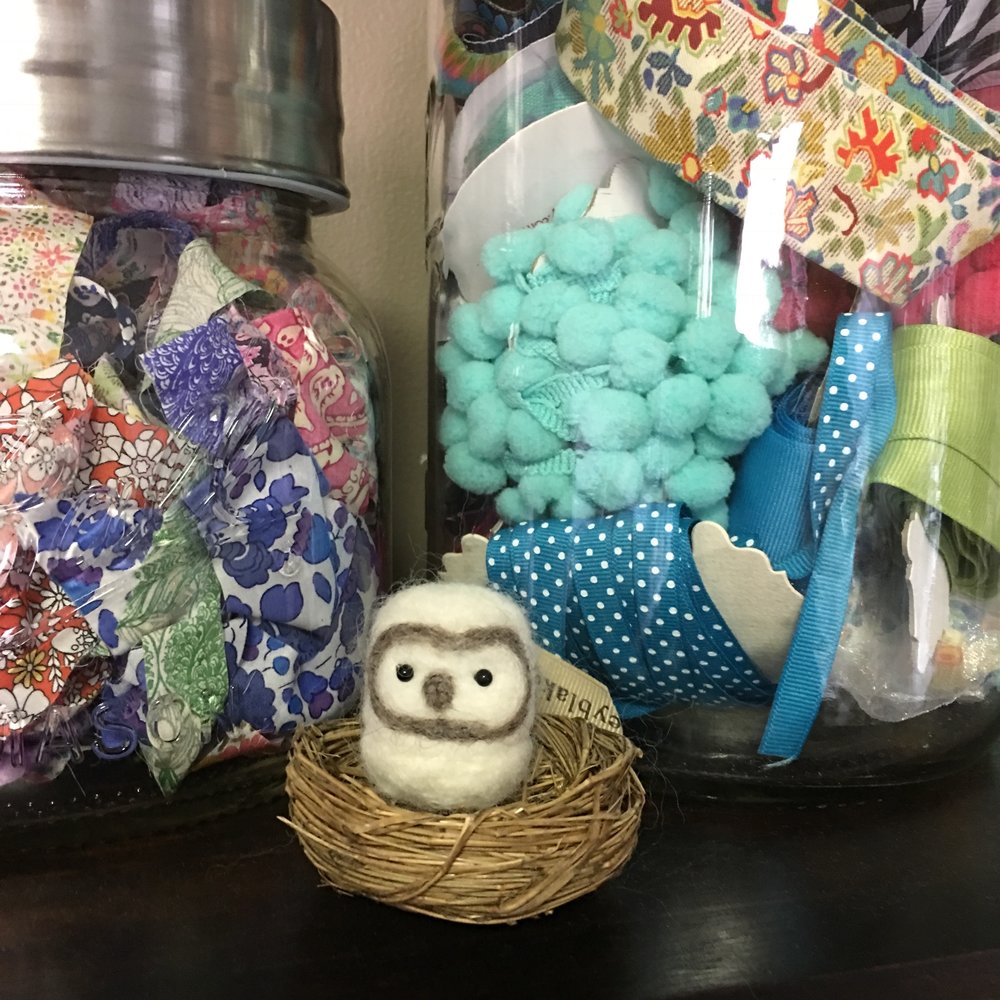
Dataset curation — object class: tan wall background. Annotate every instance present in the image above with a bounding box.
[316,0,430,581]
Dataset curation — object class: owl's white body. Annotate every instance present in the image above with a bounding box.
[360,715,536,812]
[359,582,538,813]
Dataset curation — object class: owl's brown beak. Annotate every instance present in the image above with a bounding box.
[422,672,454,711]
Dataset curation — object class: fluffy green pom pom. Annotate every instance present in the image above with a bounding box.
[447,360,496,411]
[436,340,473,376]
[577,388,652,450]
[545,218,616,276]
[786,327,830,372]
[667,455,735,510]
[552,491,596,520]
[674,314,741,379]
[519,473,572,514]
[479,285,525,338]
[620,229,692,284]
[449,302,505,360]
[556,302,622,368]
[694,426,747,459]
[481,228,546,283]
[706,373,773,440]
[615,272,688,340]
[690,258,740,314]
[648,373,711,437]
[575,450,645,512]
[507,410,564,463]
[648,163,696,220]
[497,487,535,523]
[444,442,507,495]
[554,184,597,223]
[465,391,511,460]
[612,215,658,251]
[494,348,556,400]
[635,434,695,483]
[519,279,590,337]
[439,406,468,448]
[608,328,671,393]
[695,500,729,529]
[668,201,702,239]
[727,338,785,385]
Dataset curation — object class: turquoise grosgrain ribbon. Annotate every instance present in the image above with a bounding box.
[760,312,897,759]
[728,380,817,583]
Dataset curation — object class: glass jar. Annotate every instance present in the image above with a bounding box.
[0,0,386,829]
[426,0,1000,798]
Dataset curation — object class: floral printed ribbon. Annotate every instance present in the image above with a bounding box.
[555,0,1000,303]
[0,204,91,385]
[861,0,1000,93]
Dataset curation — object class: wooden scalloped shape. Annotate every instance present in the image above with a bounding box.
[691,520,804,683]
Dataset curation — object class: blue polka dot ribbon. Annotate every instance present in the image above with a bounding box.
[759,313,897,760]
[487,502,774,718]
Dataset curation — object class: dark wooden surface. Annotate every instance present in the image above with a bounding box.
[6,750,1000,1000]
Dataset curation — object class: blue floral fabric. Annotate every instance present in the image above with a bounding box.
[18,490,162,655]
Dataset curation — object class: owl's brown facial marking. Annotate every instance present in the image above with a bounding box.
[423,672,454,711]
[367,623,533,742]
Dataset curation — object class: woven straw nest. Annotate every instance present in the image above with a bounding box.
[283,715,645,925]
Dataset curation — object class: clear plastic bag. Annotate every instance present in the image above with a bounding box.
[427,0,1000,792]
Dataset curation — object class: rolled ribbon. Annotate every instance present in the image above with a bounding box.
[728,380,817,582]
[870,324,1000,554]
[487,502,774,717]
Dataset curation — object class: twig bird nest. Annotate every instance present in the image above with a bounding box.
[283,715,644,924]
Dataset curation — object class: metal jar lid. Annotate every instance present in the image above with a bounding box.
[0,0,348,210]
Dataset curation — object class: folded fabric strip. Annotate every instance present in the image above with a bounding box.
[76,211,197,346]
[142,314,252,455]
[111,174,280,239]
[252,307,373,514]
[0,358,191,513]
[555,0,1000,303]
[63,276,140,376]
[96,493,378,766]
[0,203,91,385]
[0,552,98,736]
[760,312,896,758]
[183,413,341,637]
[118,508,227,789]
[487,502,773,717]
[154,238,259,347]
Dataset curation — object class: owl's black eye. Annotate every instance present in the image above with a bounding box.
[474,669,493,687]
[396,664,414,682]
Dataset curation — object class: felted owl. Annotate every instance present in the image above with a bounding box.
[359,581,538,812]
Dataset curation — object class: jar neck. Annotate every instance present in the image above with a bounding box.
[0,165,316,244]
